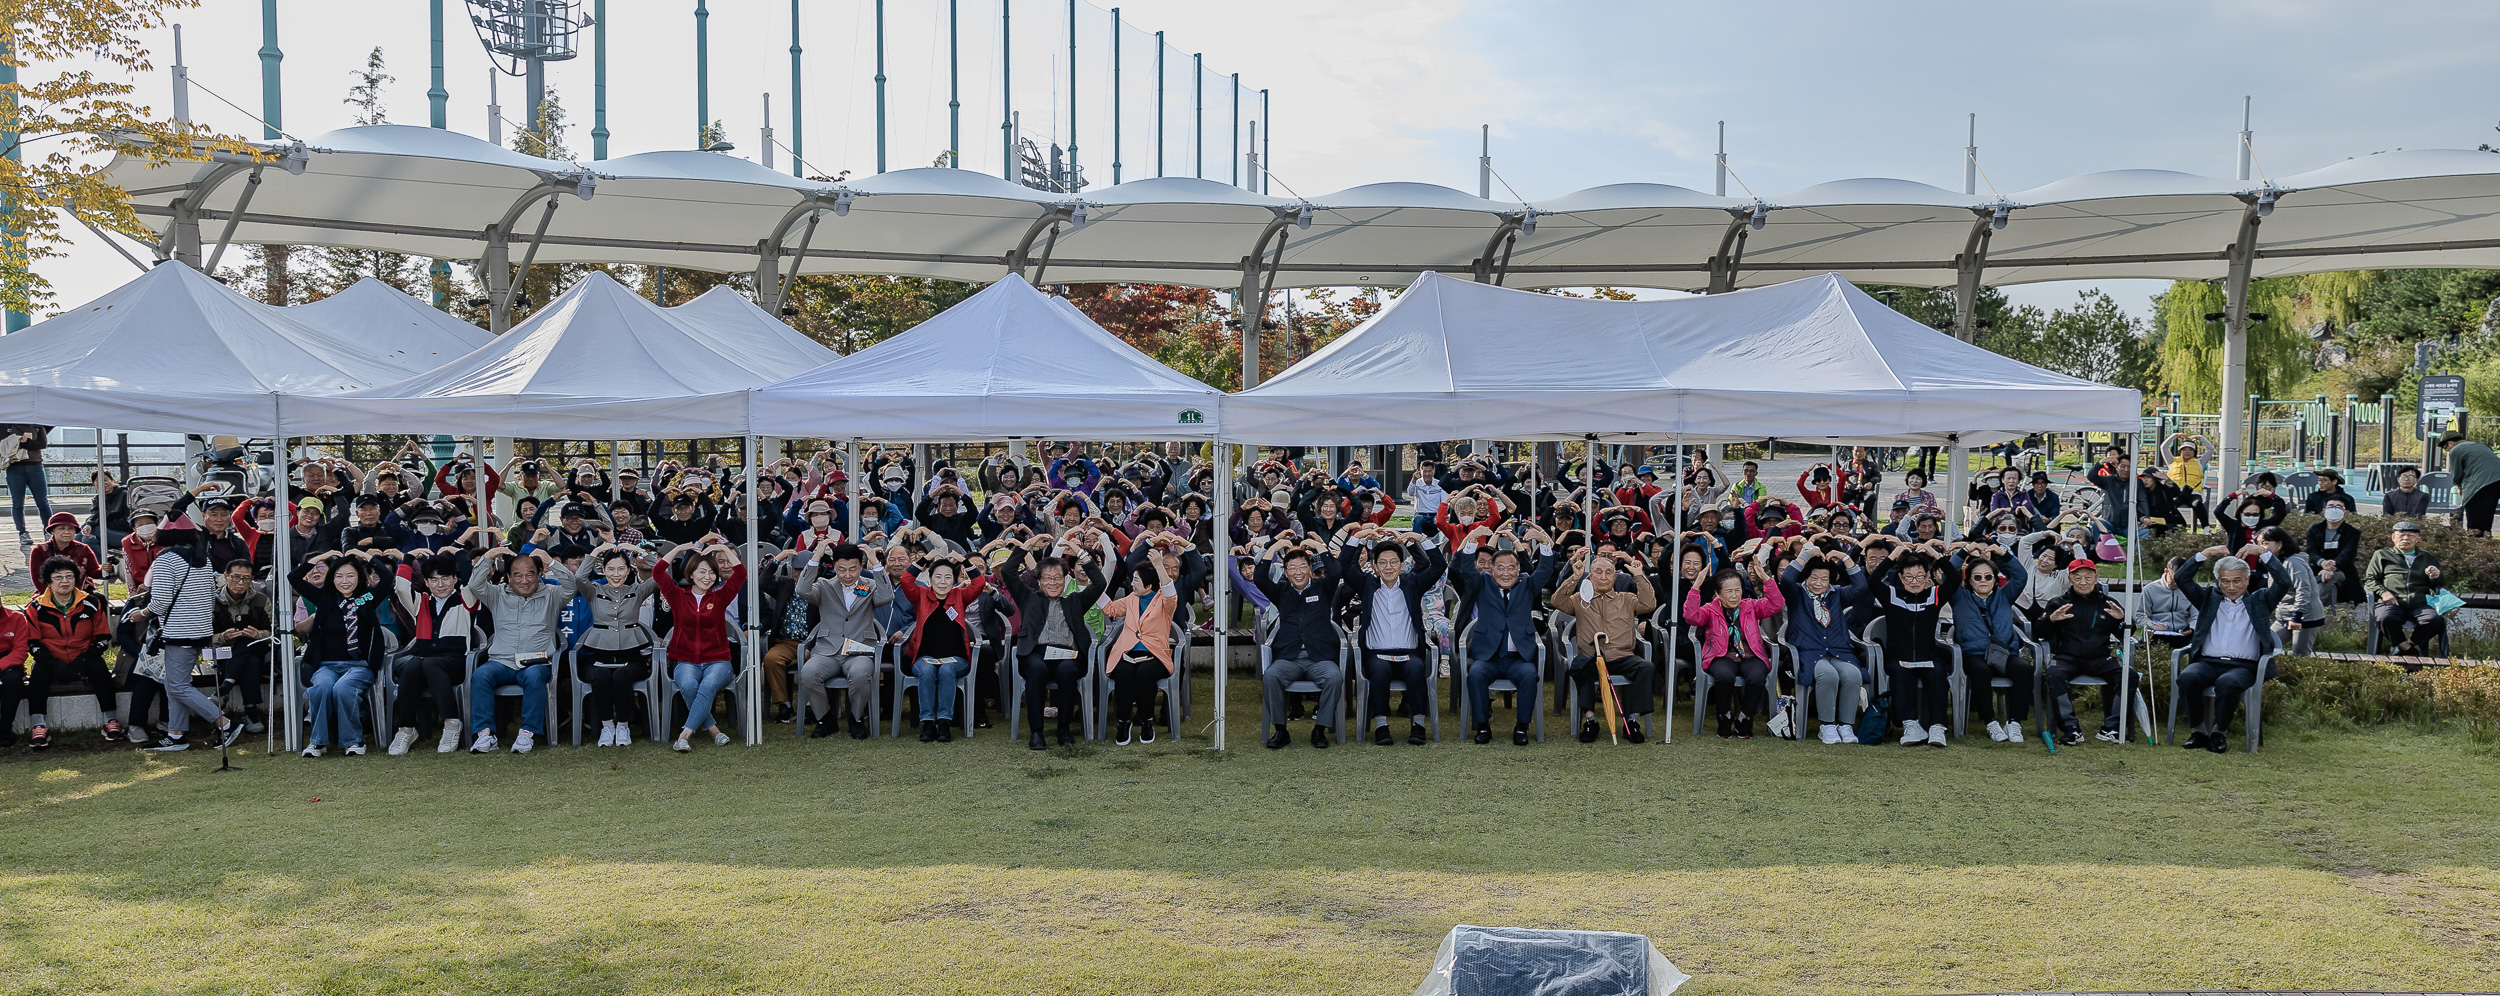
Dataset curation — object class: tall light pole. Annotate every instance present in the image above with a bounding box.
[1000,0,1013,179]
[1153,31,1164,178]
[1110,8,1121,184]
[1191,52,1202,179]
[591,0,609,158]
[428,0,449,128]
[946,0,959,168]
[1065,0,1078,176]
[874,0,887,173]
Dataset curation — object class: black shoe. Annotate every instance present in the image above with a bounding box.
[1473,723,1493,745]
[2058,730,2084,746]
[1311,726,1332,749]
[774,702,795,723]
[2181,730,2209,750]
[1512,724,1531,746]
[1115,721,1134,746]
[1736,714,1754,740]
[1578,717,1599,743]
[974,714,993,730]
[1408,723,1429,746]
[849,717,870,739]
[937,723,953,743]
[1029,730,1047,751]
[1717,714,1734,739]
[810,718,838,739]
[2206,732,2231,754]
[1373,724,1394,746]
[1624,720,1646,745]
[918,721,937,743]
[1265,725,1290,750]
[1056,724,1075,747]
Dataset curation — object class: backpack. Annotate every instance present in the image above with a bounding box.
[1853,694,1892,745]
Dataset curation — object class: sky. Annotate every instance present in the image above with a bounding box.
[35,0,2500,321]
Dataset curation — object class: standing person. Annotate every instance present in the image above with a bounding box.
[464,544,576,755]
[1346,527,1448,746]
[999,535,1103,750]
[569,545,659,748]
[793,542,895,741]
[1452,524,1557,746]
[2,423,52,542]
[1550,545,1658,743]
[2438,430,2500,535]
[123,516,240,752]
[1103,545,1183,746]
[2363,521,2446,655]
[1951,542,2033,744]
[386,555,474,755]
[2039,559,2135,746]
[1684,560,1784,740]
[1778,549,1869,744]
[20,558,117,749]
[891,548,992,742]
[290,550,394,757]
[656,539,746,752]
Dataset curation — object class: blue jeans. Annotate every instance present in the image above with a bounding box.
[468,660,551,737]
[912,656,970,722]
[306,662,375,748]
[671,659,734,732]
[1466,653,1540,726]
[7,462,50,534]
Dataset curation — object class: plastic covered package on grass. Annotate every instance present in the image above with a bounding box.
[1412,925,1689,996]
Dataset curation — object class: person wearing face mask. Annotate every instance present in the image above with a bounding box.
[391,501,462,556]
[119,507,166,588]
[208,558,273,736]
[386,555,475,755]
[2218,472,2288,552]
[1950,539,2034,744]
[254,498,331,572]
[2253,526,2325,655]
[2039,559,2137,746]
[2305,501,2363,617]
[1779,549,1869,744]
[2301,468,2358,517]
[567,544,659,748]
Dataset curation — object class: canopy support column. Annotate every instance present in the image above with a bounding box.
[484,178,597,333]
[1470,215,1523,286]
[482,225,512,332]
[272,393,301,753]
[1952,214,1997,343]
[1210,440,1231,750]
[202,167,264,274]
[1007,206,1075,280]
[1235,212,1293,390]
[2216,201,2264,497]
[743,434,762,746]
[1944,434,1967,540]
[1704,214,1751,294]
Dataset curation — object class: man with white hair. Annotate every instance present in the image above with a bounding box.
[2174,545,2291,752]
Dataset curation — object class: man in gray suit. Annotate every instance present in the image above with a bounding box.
[794,541,894,739]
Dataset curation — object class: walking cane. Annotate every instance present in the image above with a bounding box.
[1593,632,1624,745]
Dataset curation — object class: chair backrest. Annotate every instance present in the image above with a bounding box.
[2423,471,2457,507]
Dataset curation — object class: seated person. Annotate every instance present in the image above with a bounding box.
[998,534,1104,749]
[1252,535,1348,749]
[1452,524,1556,746]
[2380,465,2430,520]
[892,549,991,742]
[2039,559,2138,746]
[1550,545,1659,743]
[1777,548,1867,744]
[1949,541,2032,744]
[793,541,894,740]
[2141,557,2196,648]
[2174,546,2289,752]
[21,557,116,750]
[465,543,576,754]
[1684,560,1783,739]
[1871,545,1957,746]
[1345,525,1447,746]
[2363,521,2446,656]
[1102,545,1182,745]
[656,539,746,752]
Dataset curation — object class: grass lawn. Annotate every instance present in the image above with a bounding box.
[6,675,2500,996]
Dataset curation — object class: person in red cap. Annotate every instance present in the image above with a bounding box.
[2038,557,2138,746]
[33,511,101,588]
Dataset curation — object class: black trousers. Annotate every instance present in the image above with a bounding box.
[2373,601,2446,651]
[1020,648,1083,732]
[1886,659,1950,726]
[2465,481,2499,533]
[0,667,21,744]
[392,653,467,728]
[28,646,116,718]
[2046,653,2138,735]
[1567,651,1656,716]
[1960,646,2034,723]
[1109,649,1170,727]
[1704,654,1768,718]
[578,647,653,725]
[215,644,270,712]
[1362,648,1431,722]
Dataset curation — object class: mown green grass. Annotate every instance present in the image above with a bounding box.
[5,674,2499,996]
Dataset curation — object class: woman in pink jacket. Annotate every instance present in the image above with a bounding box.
[1683,560,1785,739]
[1099,546,1180,745]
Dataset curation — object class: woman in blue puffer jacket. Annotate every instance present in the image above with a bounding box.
[1950,541,2032,744]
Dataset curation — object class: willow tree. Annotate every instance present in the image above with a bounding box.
[2154,278,2314,411]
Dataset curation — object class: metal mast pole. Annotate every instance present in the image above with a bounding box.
[1110,8,1121,184]
[1714,121,1726,196]
[1192,52,1202,178]
[789,0,804,174]
[1153,32,1164,177]
[428,0,448,128]
[1001,0,1013,180]
[946,0,959,168]
[258,0,283,139]
[695,0,710,145]
[592,0,609,158]
[1964,112,1976,196]
[874,0,888,173]
[1478,124,1490,198]
[1229,72,1240,187]
[1260,88,1270,193]
[1065,0,1077,175]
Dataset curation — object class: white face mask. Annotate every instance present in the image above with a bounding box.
[810,515,831,529]
[2323,505,2346,522]
[135,523,158,539]
[2241,515,2260,527]
[416,522,440,536]
[256,517,277,531]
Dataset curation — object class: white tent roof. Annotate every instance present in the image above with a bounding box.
[102,126,2500,291]
[0,263,426,434]
[276,271,772,437]
[665,285,841,370]
[286,276,492,368]
[746,274,1222,441]
[1221,271,2140,446]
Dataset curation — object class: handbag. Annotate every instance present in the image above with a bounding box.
[2427,587,2466,617]
[1853,695,1891,745]
[1766,695,1797,740]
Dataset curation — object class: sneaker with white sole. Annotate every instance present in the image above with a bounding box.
[1927,726,1948,748]
[300,744,323,758]
[344,743,367,756]
[1838,725,1861,744]
[597,723,616,747]
[1984,720,2007,743]
[1819,723,1842,744]
[1898,720,1928,746]
[469,731,499,754]
[711,730,730,747]
[2005,721,2023,744]
[672,736,692,752]
[510,730,535,754]
[388,728,418,756]
[437,719,463,754]
[2094,729,2123,743]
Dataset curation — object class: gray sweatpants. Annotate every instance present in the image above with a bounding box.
[1809,656,1864,724]
[1263,654,1342,730]
[799,652,878,722]
[162,645,223,733]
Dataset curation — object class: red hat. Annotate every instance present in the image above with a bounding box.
[45,511,78,531]
[2065,558,2097,573]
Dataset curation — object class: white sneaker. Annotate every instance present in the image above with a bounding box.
[301,745,324,758]
[388,727,418,756]
[672,736,692,752]
[2094,729,2124,743]
[469,731,499,754]
[1985,720,2008,743]
[1927,726,1948,748]
[2005,721,2023,744]
[1837,725,1860,744]
[437,719,462,753]
[510,730,535,754]
[1898,720,1927,745]
[711,729,730,746]
[344,743,368,756]
[1819,723,1842,744]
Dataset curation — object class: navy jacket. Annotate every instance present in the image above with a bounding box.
[1451,543,1554,661]
[2176,552,2291,661]
[1949,550,2030,655]
[1778,561,1866,668]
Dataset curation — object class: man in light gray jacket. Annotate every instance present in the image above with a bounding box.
[466,545,576,754]
[793,541,894,739]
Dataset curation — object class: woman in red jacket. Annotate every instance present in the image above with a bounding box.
[22,557,116,749]
[657,538,747,752]
[891,547,994,742]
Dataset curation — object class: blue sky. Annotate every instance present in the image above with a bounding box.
[43,0,2500,319]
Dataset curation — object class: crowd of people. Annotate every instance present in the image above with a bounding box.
[0,428,2487,758]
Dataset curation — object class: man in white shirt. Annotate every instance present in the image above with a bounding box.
[2174,547,2290,753]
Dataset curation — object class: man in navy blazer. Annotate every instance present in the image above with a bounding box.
[1451,522,1556,745]
[1344,525,1448,746]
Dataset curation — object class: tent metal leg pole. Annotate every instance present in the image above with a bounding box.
[272,396,301,753]
[846,438,862,540]
[1665,434,1681,746]
[744,435,761,746]
[1944,438,1967,540]
[1210,441,1230,750]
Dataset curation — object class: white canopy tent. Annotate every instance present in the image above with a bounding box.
[286,276,492,366]
[0,262,425,434]
[665,285,843,372]
[1221,271,2141,447]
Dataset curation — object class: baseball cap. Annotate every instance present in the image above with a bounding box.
[2393,520,2422,533]
[2066,558,2097,572]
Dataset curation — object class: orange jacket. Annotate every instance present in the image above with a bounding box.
[1100,585,1179,671]
[23,588,110,661]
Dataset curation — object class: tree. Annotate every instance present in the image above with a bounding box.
[2152,279,2313,411]
[342,46,390,126]
[1,0,260,314]
[782,273,981,354]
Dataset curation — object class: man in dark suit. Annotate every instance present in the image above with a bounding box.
[1254,534,1350,749]
[1345,525,1448,746]
[1452,523,1557,745]
[999,535,1107,750]
[2173,546,2292,752]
